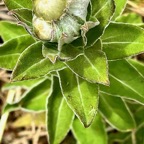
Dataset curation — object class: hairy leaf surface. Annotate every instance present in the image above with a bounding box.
[112,0,127,20]
[99,94,136,131]
[47,77,74,144]
[4,0,32,10]
[12,42,64,81]
[0,21,27,41]
[4,78,51,112]
[102,23,144,60]
[66,40,109,84]
[0,35,35,70]
[72,114,107,144]
[100,60,144,104]
[58,68,98,127]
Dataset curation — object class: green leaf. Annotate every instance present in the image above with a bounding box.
[126,100,141,114]
[72,114,107,144]
[134,106,144,126]
[58,68,98,127]
[66,40,109,84]
[12,42,43,80]
[108,131,130,144]
[0,35,35,70]
[4,0,32,10]
[71,0,115,48]
[0,21,27,41]
[127,59,144,77]
[43,42,83,62]
[21,78,51,111]
[131,124,144,144]
[112,0,127,20]
[47,77,74,144]
[126,99,144,126]
[102,23,144,60]
[2,78,43,91]
[86,0,115,46]
[12,8,32,26]
[116,12,143,24]
[99,94,136,131]
[12,42,65,81]
[113,124,144,144]
[4,78,52,112]
[100,59,144,104]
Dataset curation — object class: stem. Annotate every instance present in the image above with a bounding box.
[15,87,22,101]
[0,90,15,143]
[127,0,139,9]
[132,129,136,144]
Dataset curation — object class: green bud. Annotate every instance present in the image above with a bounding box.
[32,0,97,50]
[33,0,68,21]
[33,15,53,40]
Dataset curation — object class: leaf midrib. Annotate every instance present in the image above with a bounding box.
[76,76,87,124]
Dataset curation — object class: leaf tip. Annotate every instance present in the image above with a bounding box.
[100,78,110,86]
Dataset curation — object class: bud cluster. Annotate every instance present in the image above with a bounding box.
[32,0,91,50]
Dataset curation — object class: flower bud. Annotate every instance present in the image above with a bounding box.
[33,15,54,40]
[32,0,94,50]
[33,0,68,21]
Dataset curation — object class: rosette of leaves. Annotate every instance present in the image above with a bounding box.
[1,0,144,143]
